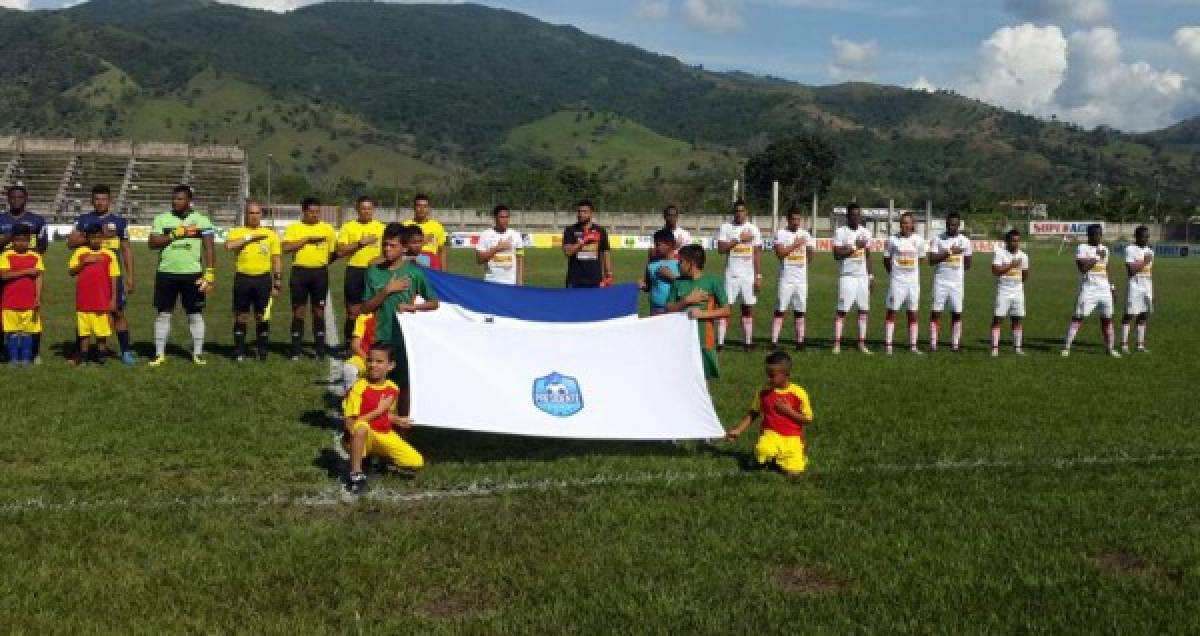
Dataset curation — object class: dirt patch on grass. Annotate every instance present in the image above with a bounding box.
[417,589,488,621]
[772,564,852,594]
[1093,551,1181,583]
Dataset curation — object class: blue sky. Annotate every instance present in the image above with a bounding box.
[15,0,1200,131]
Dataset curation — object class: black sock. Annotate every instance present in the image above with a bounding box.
[290,318,304,354]
[313,321,326,356]
[116,330,131,355]
[31,333,40,358]
[233,323,248,356]
[256,321,270,356]
[343,318,355,349]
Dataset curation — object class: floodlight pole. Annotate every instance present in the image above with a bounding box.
[266,153,273,220]
[771,180,780,233]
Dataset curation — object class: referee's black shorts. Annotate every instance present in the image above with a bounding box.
[290,266,328,308]
[154,272,206,314]
[233,273,272,314]
[344,265,367,308]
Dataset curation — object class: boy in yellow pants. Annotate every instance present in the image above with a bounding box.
[68,225,120,365]
[337,342,424,498]
[726,350,814,476]
[0,225,44,367]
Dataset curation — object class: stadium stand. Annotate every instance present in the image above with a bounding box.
[0,137,247,225]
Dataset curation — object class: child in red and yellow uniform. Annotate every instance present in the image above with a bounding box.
[0,225,44,366]
[726,350,814,476]
[338,342,424,497]
[339,312,377,395]
[68,225,120,364]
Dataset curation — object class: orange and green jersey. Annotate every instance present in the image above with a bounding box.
[343,378,400,434]
[751,383,813,439]
[667,274,728,350]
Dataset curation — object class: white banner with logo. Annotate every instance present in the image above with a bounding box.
[1030,220,1105,236]
[398,311,724,440]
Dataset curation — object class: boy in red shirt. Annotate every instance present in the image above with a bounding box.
[68,225,120,365]
[726,350,814,476]
[339,311,377,396]
[336,342,424,498]
[0,225,44,366]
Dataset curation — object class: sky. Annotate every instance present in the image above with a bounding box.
[11,0,1200,132]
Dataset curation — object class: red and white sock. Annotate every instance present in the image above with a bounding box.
[717,319,727,346]
[951,319,963,350]
[991,325,1001,350]
[794,316,806,345]
[1121,322,1131,347]
[1013,326,1023,350]
[742,315,754,345]
[929,321,939,351]
[1137,323,1146,348]
[857,313,868,345]
[1064,319,1081,350]
[833,315,845,346]
[884,318,895,349]
[770,315,783,344]
[1102,318,1114,350]
[908,317,918,348]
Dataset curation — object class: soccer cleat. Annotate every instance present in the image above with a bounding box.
[743,343,754,353]
[831,344,841,355]
[32,355,42,366]
[795,343,805,353]
[345,472,367,497]
[1137,347,1150,354]
[910,347,924,355]
[192,354,207,366]
[1060,349,1070,357]
[716,345,725,354]
[120,351,137,366]
[235,354,245,363]
[148,355,167,367]
[990,348,999,357]
[1014,348,1025,356]
[858,344,873,355]
[331,431,350,460]
[1109,349,1122,358]
[885,346,894,356]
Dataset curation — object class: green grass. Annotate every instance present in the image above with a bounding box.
[2,243,1199,632]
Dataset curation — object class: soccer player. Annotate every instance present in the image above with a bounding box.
[403,194,448,270]
[725,350,814,477]
[832,203,874,354]
[883,213,926,355]
[69,225,120,365]
[0,185,49,363]
[476,205,524,285]
[0,225,43,366]
[336,343,424,498]
[147,185,215,366]
[69,185,136,365]
[225,201,282,361]
[1062,224,1119,357]
[771,207,814,350]
[714,200,762,351]
[991,229,1029,356]
[361,223,440,416]
[561,199,613,288]
[1121,225,1153,354]
[666,244,730,381]
[282,197,337,360]
[647,205,692,260]
[643,228,680,316]
[336,195,386,346]
[928,212,974,352]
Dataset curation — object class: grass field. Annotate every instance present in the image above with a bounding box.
[3,242,1199,632]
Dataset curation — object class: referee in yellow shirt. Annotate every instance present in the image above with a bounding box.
[402,193,448,270]
[225,201,282,361]
[283,197,337,360]
[336,195,386,347]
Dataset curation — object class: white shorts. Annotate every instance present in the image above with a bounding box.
[1126,282,1153,315]
[931,281,964,313]
[886,282,920,312]
[837,276,870,312]
[726,275,757,306]
[777,280,808,313]
[994,288,1026,317]
[1075,285,1114,318]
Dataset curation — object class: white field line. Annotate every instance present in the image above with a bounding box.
[2,451,1199,515]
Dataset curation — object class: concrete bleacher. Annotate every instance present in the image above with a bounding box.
[0,137,246,224]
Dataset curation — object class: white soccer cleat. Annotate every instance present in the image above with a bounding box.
[1060,349,1070,357]
[858,344,873,355]
[1109,349,1122,358]
[990,348,999,357]
[1121,346,1131,354]
[910,347,923,356]
[831,344,841,355]
[1014,348,1025,356]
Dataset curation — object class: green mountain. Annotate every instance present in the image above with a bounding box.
[1,0,1195,212]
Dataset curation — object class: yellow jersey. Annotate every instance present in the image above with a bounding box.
[403,218,447,256]
[338,219,387,268]
[284,221,337,268]
[227,226,281,276]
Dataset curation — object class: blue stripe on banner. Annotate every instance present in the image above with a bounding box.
[423,268,639,322]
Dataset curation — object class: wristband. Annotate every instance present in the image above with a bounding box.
[203,268,216,284]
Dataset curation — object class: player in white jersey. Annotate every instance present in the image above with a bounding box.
[475,205,524,285]
[990,229,1029,356]
[1121,225,1153,353]
[771,208,815,351]
[831,203,875,354]
[882,213,926,355]
[927,212,974,352]
[1062,224,1119,357]
[715,200,762,351]
[647,205,692,259]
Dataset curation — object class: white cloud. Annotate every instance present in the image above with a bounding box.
[908,76,936,92]
[962,23,1067,115]
[635,0,670,20]
[1176,26,1200,62]
[1003,0,1109,24]
[0,0,30,9]
[680,0,743,31]
[828,36,879,81]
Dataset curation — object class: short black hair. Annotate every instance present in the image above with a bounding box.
[368,342,394,361]
[946,211,961,221]
[1087,224,1102,235]
[356,195,374,207]
[652,228,675,246]
[898,212,915,222]
[576,199,594,210]
[765,350,792,369]
[383,221,405,241]
[11,223,31,238]
[847,202,861,212]
[399,224,423,243]
[663,205,679,215]
[413,193,430,204]
[7,185,27,196]
[1135,225,1149,237]
[786,206,804,218]
[1005,228,1021,241]
[172,184,192,198]
[91,185,111,196]
[492,204,509,216]
[83,223,103,236]
[301,196,320,210]
[678,244,705,269]
[733,199,747,209]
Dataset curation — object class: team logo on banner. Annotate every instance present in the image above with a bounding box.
[532,372,584,417]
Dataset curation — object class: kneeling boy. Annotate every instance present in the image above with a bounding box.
[338,343,424,496]
[726,350,814,476]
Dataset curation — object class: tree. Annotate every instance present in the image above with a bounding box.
[744,133,839,209]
